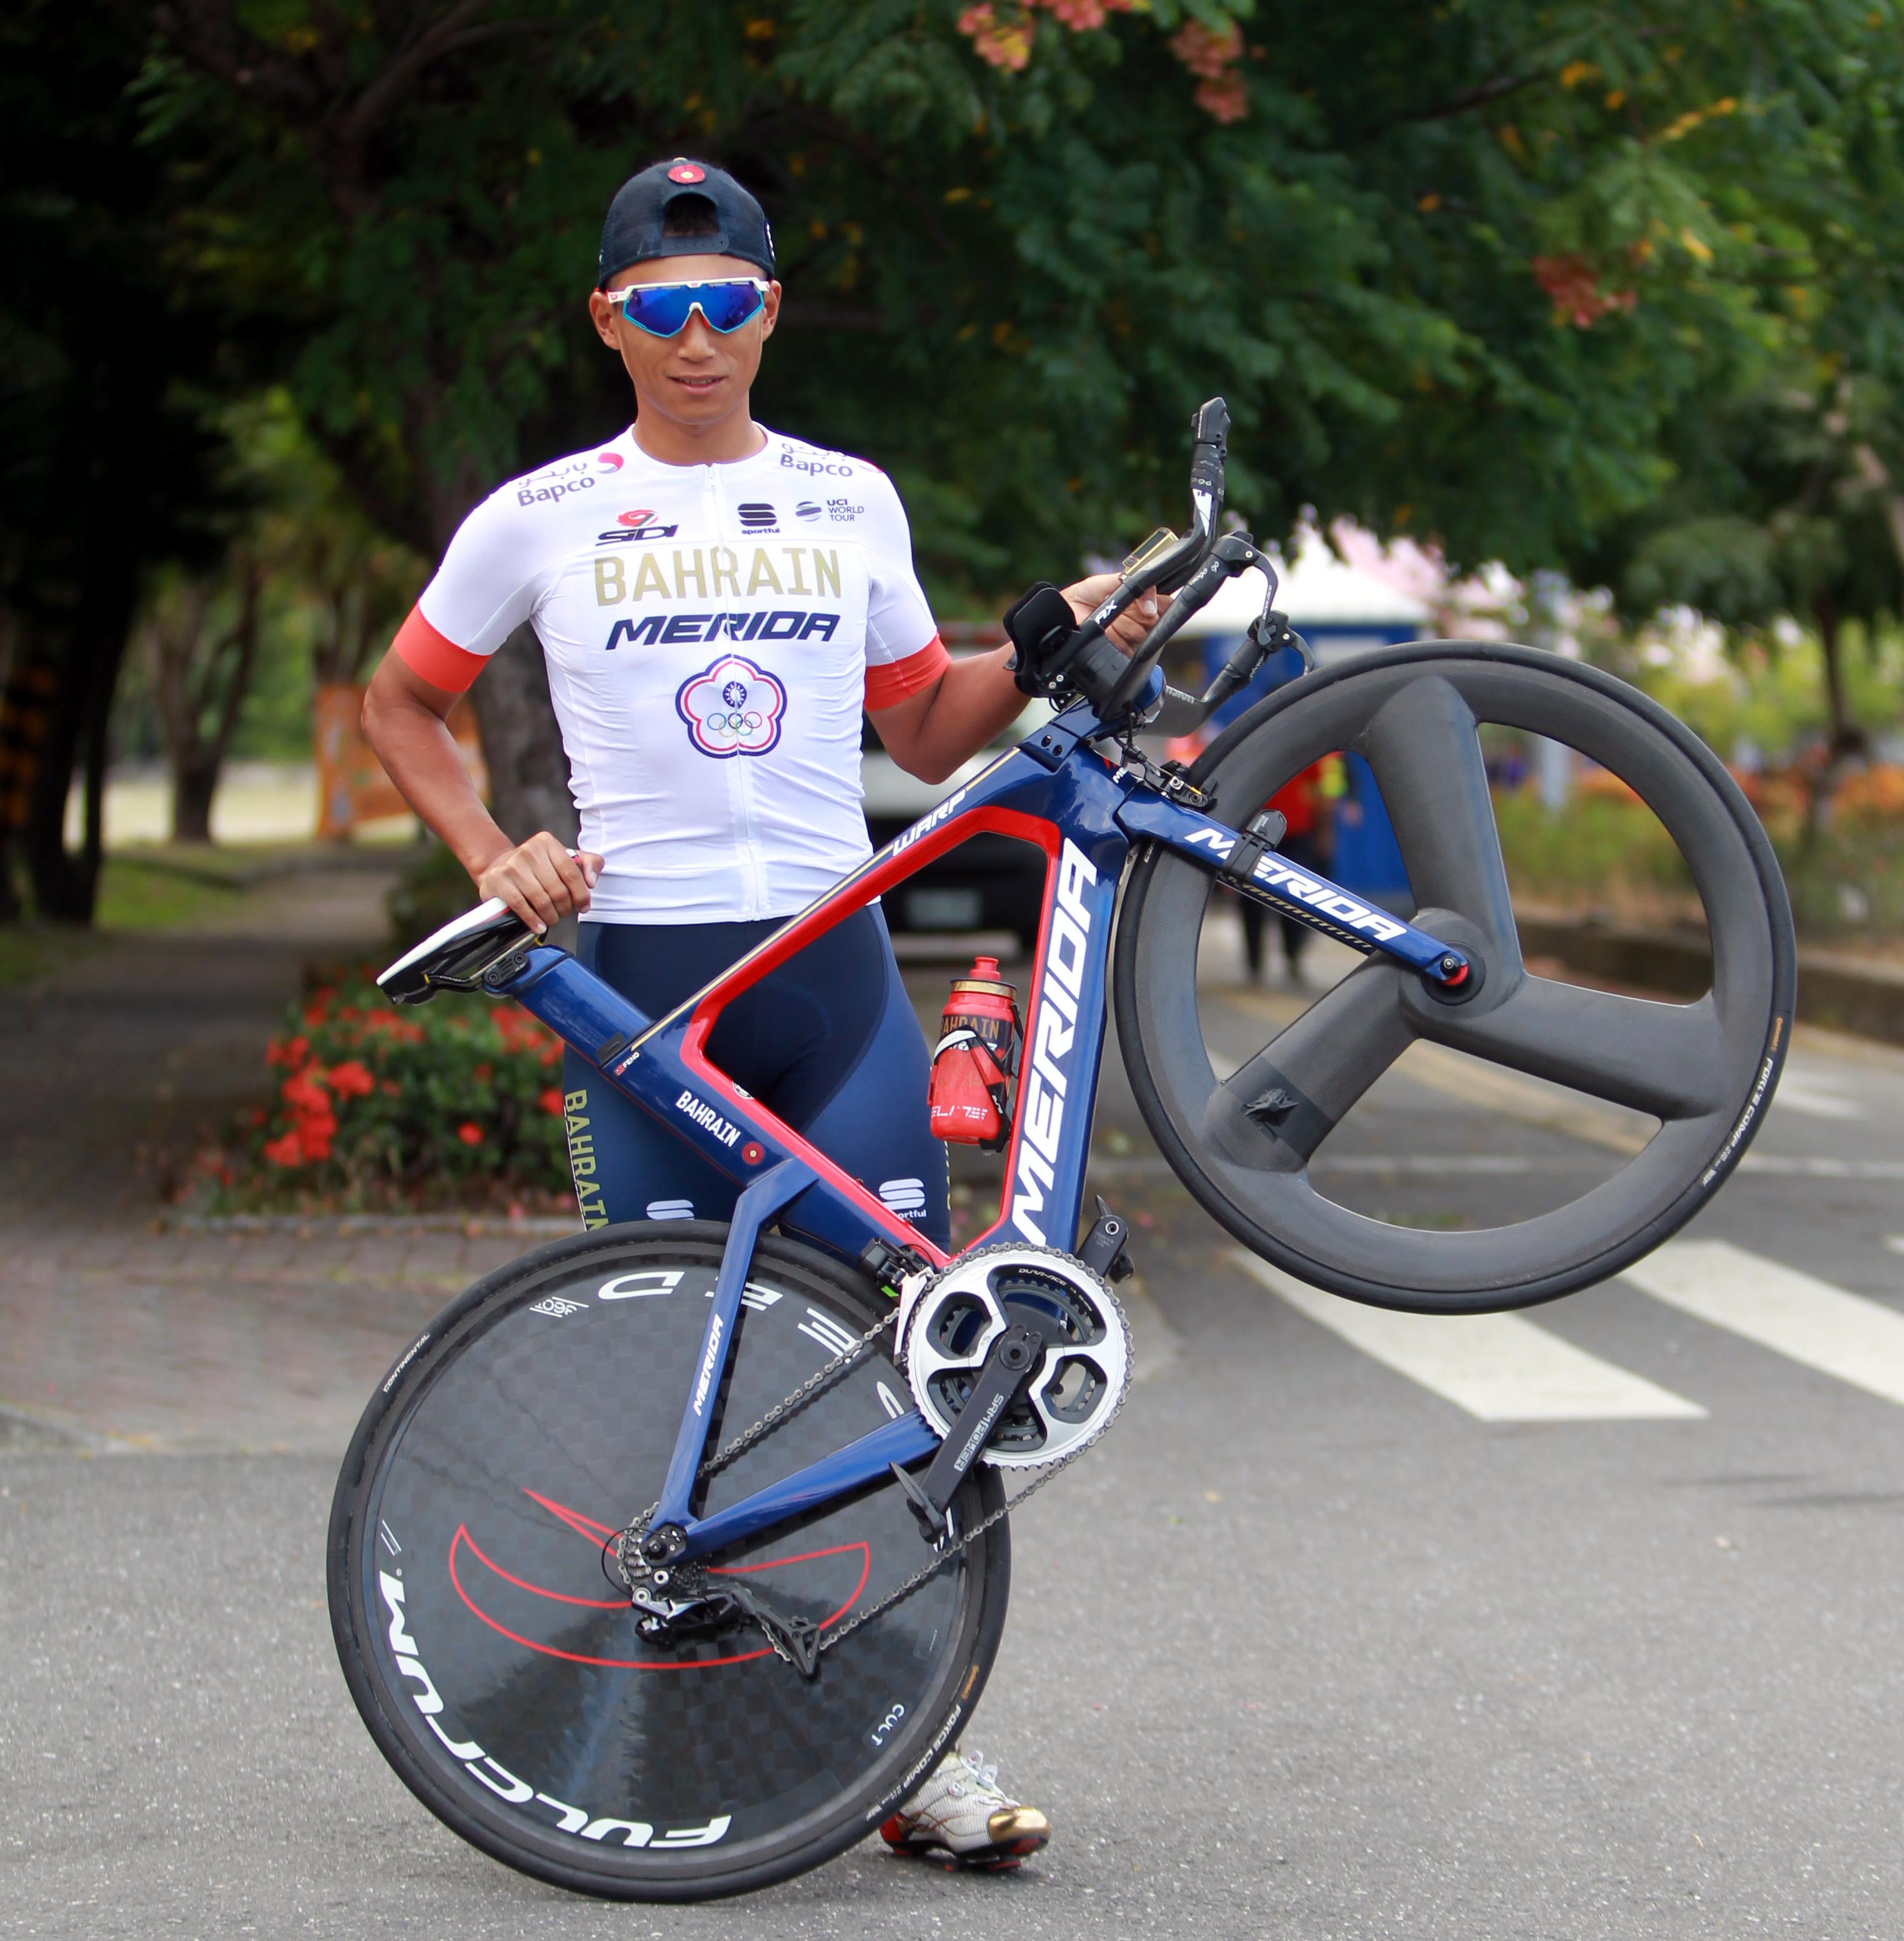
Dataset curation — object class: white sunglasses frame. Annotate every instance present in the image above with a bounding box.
[600,277,773,334]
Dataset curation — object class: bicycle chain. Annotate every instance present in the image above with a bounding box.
[610,1285,1114,1666]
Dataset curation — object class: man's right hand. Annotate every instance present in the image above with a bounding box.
[475,833,604,933]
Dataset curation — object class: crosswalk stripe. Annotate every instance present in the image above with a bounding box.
[1229,1251,1706,1422]
[1622,1240,1904,1406]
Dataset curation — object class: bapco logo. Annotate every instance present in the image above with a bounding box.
[676,653,786,758]
[596,451,624,472]
[737,502,778,531]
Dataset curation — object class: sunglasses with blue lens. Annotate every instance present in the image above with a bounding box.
[602,278,770,337]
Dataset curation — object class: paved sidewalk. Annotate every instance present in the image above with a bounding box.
[1,1220,557,1452]
[0,862,577,1450]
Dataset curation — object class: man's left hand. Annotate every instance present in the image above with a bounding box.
[1060,573,1160,654]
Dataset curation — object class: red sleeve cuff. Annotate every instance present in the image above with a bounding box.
[864,635,950,711]
[393,605,488,694]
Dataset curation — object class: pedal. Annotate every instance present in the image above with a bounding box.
[888,1459,953,1542]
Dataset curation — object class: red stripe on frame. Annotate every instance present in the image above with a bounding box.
[674,804,1063,1265]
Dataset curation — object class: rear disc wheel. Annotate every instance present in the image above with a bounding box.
[1114,642,1795,1313]
[329,1222,1008,1902]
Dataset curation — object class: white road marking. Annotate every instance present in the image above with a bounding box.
[1768,1075,1867,1120]
[1623,1240,1904,1406]
[1230,1251,1705,1422]
[1093,1151,1904,1180]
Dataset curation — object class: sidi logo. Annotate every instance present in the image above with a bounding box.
[1009,840,1098,1244]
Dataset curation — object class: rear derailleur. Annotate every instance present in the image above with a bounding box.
[619,1524,826,1677]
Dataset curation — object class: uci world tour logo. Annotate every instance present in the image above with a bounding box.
[676,654,787,758]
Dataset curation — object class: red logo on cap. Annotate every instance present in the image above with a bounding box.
[668,164,706,184]
[616,508,657,528]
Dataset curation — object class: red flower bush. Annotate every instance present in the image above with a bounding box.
[202,968,574,1212]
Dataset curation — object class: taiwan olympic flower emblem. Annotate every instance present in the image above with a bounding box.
[676,654,786,758]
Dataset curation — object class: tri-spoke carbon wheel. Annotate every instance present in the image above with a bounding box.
[1114,643,1796,1313]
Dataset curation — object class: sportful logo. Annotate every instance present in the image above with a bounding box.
[1182,827,1407,944]
[878,1177,927,1220]
[675,654,787,757]
[1009,840,1098,1245]
[737,502,777,530]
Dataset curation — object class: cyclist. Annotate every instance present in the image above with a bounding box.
[362,154,1158,1872]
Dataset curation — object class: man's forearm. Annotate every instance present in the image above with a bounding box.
[362,686,514,883]
[893,648,1026,781]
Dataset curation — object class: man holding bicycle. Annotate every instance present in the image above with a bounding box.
[364,156,1156,1871]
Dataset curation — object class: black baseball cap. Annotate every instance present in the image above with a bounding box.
[597,157,776,287]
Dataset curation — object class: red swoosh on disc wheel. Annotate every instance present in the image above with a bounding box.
[442,1487,873,1671]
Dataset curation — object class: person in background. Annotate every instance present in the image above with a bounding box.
[1238,754,1344,983]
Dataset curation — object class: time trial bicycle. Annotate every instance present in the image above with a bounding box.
[329,400,1794,1900]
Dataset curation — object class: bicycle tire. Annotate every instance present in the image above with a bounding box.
[329,1222,1009,1902]
[1114,642,1796,1313]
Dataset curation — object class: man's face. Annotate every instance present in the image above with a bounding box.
[587,252,781,433]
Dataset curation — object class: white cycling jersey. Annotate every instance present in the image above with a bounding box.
[394,424,947,923]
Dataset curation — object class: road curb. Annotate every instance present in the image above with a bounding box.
[1517,914,1904,1045]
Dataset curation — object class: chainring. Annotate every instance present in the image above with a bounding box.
[903,1243,1132,1469]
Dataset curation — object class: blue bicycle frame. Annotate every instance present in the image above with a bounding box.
[488,691,1467,1564]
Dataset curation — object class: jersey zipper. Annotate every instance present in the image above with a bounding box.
[709,460,766,917]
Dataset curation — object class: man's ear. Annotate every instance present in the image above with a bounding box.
[760,280,782,340]
[588,287,625,349]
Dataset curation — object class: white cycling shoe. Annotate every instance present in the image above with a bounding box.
[880,1747,1051,1872]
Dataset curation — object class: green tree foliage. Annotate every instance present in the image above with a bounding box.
[1574,21,1904,758]
[0,1,269,917]
[148,0,1881,590]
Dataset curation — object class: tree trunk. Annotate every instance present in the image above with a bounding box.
[467,621,577,847]
[22,558,137,922]
[0,621,56,922]
[1815,598,1864,759]
[172,757,219,844]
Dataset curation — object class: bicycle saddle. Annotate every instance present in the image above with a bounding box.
[377,898,541,1005]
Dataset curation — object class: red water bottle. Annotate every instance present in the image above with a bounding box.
[928,956,1023,1148]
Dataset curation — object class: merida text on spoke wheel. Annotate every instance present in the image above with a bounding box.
[1114,643,1797,1314]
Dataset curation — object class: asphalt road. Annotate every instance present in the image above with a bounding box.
[6,922,1904,1939]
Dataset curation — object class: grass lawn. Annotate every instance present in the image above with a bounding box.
[0,849,270,989]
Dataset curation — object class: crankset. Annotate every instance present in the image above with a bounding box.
[615,1213,1136,1677]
